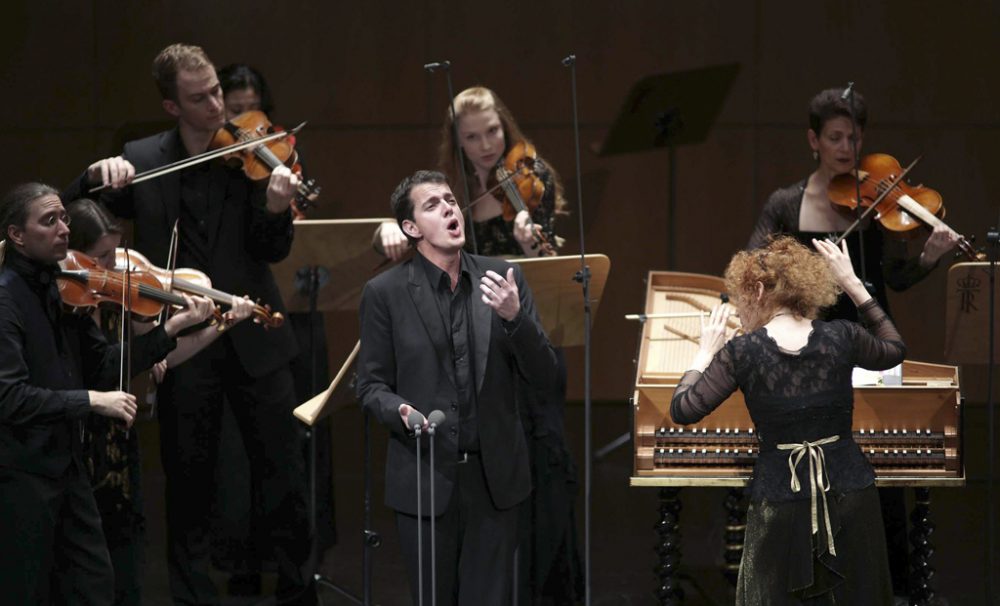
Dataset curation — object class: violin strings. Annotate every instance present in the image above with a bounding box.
[84,273,271,321]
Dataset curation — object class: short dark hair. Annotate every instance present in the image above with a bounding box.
[1,182,60,241]
[390,170,449,244]
[808,88,868,134]
[217,63,275,115]
[66,198,121,253]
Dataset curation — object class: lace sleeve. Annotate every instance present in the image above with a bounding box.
[850,299,907,370]
[670,344,739,424]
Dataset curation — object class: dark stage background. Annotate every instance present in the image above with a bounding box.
[2,1,999,603]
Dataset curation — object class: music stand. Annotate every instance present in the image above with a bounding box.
[944,262,1000,364]
[599,64,740,269]
[272,218,395,314]
[944,257,1000,604]
[509,254,611,348]
[273,218,394,606]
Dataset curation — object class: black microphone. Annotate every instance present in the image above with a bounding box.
[427,410,446,430]
[408,410,427,431]
[423,61,450,73]
[561,54,576,67]
[840,82,854,101]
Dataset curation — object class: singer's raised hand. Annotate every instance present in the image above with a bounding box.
[480,268,520,321]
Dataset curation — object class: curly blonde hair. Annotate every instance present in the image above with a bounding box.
[724,236,841,331]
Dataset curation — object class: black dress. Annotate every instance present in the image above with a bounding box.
[671,300,906,604]
[748,180,935,596]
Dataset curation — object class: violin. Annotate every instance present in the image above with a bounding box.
[483,141,555,255]
[828,153,979,260]
[114,248,284,329]
[58,250,222,323]
[89,112,319,219]
[211,111,321,219]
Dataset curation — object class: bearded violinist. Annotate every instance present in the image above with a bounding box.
[0,183,212,604]
[61,43,315,605]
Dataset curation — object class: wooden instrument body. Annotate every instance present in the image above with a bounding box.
[629,271,963,488]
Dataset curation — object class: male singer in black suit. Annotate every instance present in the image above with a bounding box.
[62,44,314,605]
[357,170,558,605]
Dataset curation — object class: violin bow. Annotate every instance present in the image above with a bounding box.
[119,246,134,434]
[463,167,524,211]
[89,123,306,193]
[834,155,921,244]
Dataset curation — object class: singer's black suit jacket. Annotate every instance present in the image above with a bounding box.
[63,128,297,378]
[357,251,557,515]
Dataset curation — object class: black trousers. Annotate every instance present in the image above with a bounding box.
[0,462,114,605]
[396,452,520,606]
[157,336,312,605]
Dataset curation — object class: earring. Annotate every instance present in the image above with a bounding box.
[812,150,819,161]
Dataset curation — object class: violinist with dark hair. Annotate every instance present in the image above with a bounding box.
[748,87,961,321]
[62,43,316,605]
[0,183,211,604]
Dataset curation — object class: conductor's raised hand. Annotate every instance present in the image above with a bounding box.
[480,268,520,321]
[812,238,871,305]
[699,304,733,359]
[86,156,135,190]
[688,303,733,372]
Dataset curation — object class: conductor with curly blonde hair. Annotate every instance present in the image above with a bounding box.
[671,236,906,605]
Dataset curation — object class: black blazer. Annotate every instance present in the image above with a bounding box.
[0,262,174,478]
[63,129,297,378]
[357,252,557,515]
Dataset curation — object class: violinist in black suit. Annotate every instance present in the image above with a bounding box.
[357,170,558,605]
[0,182,212,604]
[62,43,314,605]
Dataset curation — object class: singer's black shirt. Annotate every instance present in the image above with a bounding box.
[416,252,479,451]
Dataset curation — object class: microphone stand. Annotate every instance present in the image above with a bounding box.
[362,406,380,606]
[425,60,478,255]
[301,266,363,606]
[427,412,443,606]
[414,422,424,606]
[562,53,593,606]
[986,220,998,605]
